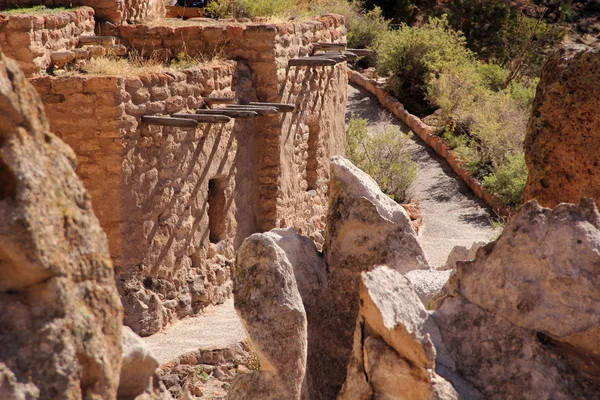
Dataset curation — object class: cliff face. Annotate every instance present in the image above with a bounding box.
[524,46,600,207]
[0,51,123,399]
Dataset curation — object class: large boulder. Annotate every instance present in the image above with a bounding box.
[320,156,430,398]
[119,326,161,399]
[433,199,600,399]
[0,52,123,398]
[228,232,308,400]
[524,46,600,208]
[338,266,457,400]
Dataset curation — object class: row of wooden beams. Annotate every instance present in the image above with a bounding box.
[288,57,337,67]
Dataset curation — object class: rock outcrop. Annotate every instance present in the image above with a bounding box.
[439,241,486,271]
[433,199,600,399]
[338,266,457,400]
[0,52,123,398]
[228,232,308,400]
[321,156,430,398]
[119,326,161,400]
[524,46,600,208]
[405,269,453,306]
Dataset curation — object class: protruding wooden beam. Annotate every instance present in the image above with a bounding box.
[288,57,337,67]
[310,53,347,63]
[247,102,296,112]
[172,113,232,123]
[312,42,346,51]
[141,116,198,128]
[79,36,117,45]
[202,97,237,106]
[195,109,259,118]
[343,51,358,61]
[225,105,280,115]
[346,48,376,57]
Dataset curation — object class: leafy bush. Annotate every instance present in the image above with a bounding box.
[482,152,528,208]
[346,116,417,202]
[374,16,475,114]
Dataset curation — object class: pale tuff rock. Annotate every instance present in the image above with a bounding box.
[0,52,123,398]
[433,199,600,399]
[439,241,486,271]
[228,232,308,400]
[321,156,430,398]
[119,326,161,400]
[405,269,453,306]
[338,266,457,400]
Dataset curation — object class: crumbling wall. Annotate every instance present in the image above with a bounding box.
[0,0,164,24]
[0,7,95,76]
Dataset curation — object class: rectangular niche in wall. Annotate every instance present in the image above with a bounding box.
[306,122,320,191]
[208,176,227,244]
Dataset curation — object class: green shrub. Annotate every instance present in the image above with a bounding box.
[482,152,528,208]
[374,16,475,114]
[346,116,417,202]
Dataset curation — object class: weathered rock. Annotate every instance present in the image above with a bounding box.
[439,241,486,271]
[433,199,600,399]
[0,52,123,398]
[338,266,457,400]
[524,46,600,208]
[320,156,430,399]
[119,326,160,400]
[228,232,307,400]
[405,269,453,306]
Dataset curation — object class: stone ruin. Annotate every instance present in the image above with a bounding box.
[1,2,347,337]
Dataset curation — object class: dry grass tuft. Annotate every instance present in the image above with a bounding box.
[1,5,74,15]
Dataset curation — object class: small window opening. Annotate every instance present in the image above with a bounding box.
[208,176,227,244]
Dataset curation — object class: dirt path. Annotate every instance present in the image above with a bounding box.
[142,299,246,364]
[346,84,496,267]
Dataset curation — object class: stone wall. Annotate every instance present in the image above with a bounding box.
[0,0,164,24]
[32,16,347,335]
[0,7,95,76]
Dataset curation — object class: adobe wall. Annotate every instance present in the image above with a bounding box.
[31,16,347,335]
[0,7,95,76]
[0,0,164,24]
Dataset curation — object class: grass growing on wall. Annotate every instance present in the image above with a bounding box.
[1,5,74,15]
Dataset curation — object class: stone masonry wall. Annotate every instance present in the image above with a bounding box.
[0,0,164,24]
[0,7,95,76]
[31,63,249,335]
[32,16,347,335]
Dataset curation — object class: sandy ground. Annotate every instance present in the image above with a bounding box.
[346,83,496,267]
[142,299,246,364]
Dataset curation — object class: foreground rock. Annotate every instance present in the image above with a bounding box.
[433,199,600,399]
[228,232,308,400]
[338,266,457,400]
[524,46,600,207]
[321,156,430,398]
[405,269,453,306]
[0,52,123,398]
[119,326,161,399]
[439,241,485,271]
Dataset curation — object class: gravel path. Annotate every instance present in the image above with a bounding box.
[347,84,495,267]
[142,299,246,364]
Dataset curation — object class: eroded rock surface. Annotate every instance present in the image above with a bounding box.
[0,52,123,398]
[439,241,485,271]
[433,199,600,399]
[228,232,308,400]
[119,326,161,400]
[524,46,600,207]
[338,266,457,400]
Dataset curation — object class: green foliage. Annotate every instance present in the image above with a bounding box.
[347,6,389,49]
[374,16,475,114]
[482,153,528,208]
[346,116,417,202]
[206,0,295,18]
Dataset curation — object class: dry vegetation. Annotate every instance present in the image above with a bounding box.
[0,5,74,15]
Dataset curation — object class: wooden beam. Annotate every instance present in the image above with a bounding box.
[141,116,198,128]
[288,57,337,67]
[312,42,346,51]
[247,102,296,112]
[195,109,259,118]
[202,97,237,106]
[310,53,347,62]
[225,105,280,115]
[79,36,117,45]
[172,113,232,123]
[343,51,358,61]
[346,48,376,57]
